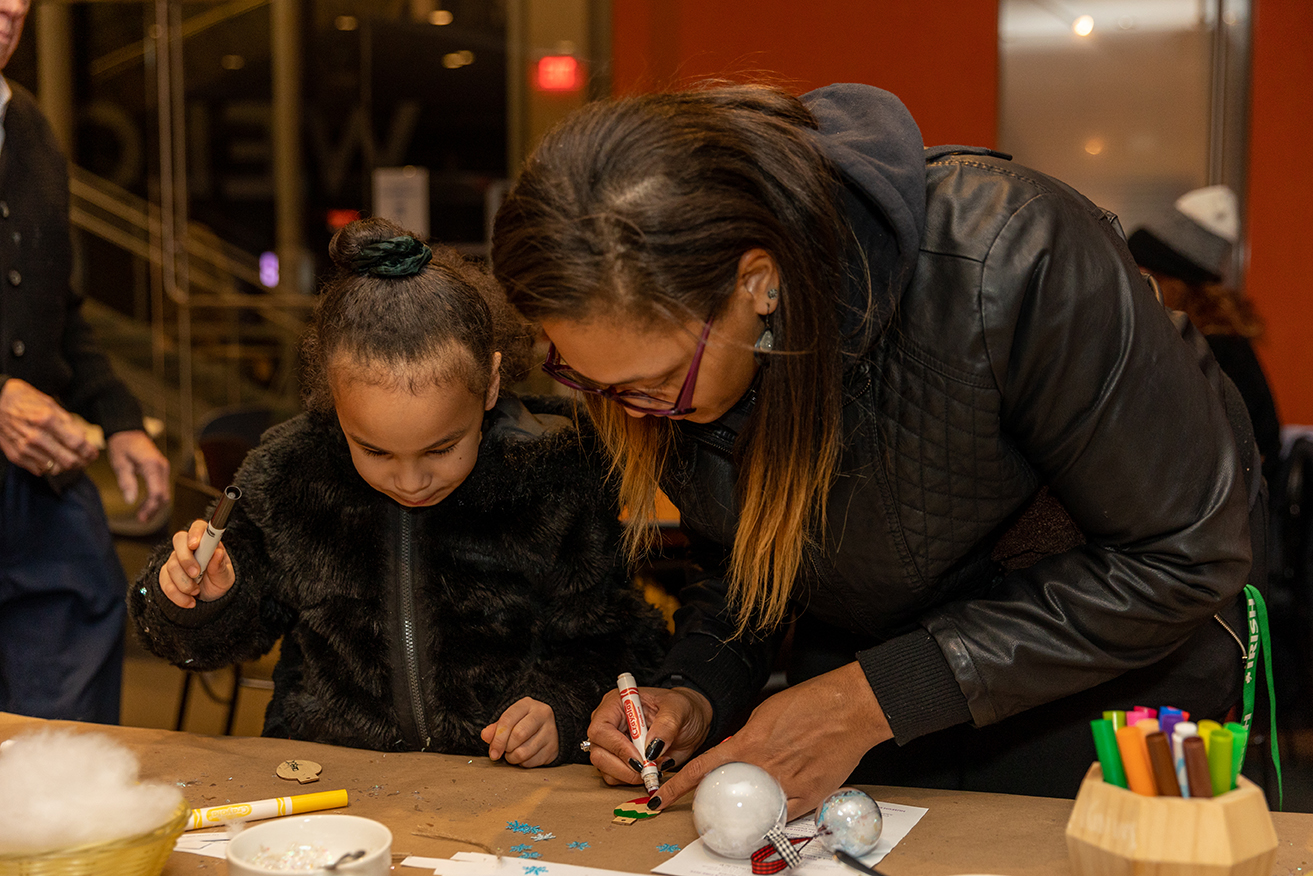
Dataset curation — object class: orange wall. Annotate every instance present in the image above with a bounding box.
[610,1,998,148]
[1247,0,1313,426]
[611,0,1311,425]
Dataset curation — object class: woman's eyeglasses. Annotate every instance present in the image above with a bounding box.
[541,317,714,417]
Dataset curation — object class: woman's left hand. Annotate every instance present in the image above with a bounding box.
[648,662,892,819]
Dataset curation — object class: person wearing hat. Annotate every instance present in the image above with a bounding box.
[1128,185,1281,485]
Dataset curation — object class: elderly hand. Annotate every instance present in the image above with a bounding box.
[648,662,893,819]
[106,429,170,521]
[0,378,98,476]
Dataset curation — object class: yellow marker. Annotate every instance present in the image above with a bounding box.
[188,789,348,830]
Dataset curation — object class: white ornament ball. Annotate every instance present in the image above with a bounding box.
[692,762,788,859]
[814,788,882,856]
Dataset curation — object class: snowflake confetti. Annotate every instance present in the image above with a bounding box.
[657,844,682,853]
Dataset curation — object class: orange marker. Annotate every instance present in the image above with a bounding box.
[1116,725,1157,796]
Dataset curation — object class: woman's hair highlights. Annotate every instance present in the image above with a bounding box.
[492,84,851,636]
[302,216,533,412]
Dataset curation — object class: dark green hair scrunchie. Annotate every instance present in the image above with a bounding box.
[350,235,433,278]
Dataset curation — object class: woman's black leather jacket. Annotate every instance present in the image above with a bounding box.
[656,89,1257,747]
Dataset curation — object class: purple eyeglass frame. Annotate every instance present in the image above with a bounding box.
[541,317,714,417]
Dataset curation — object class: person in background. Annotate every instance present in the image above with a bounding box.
[491,82,1264,812]
[1128,185,1282,485]
[131,219,667,764]
[0,0,169,724]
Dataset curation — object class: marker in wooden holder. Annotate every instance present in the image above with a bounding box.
[1182,735,1213,798]
[1115,725,1156,796]
[1145,731,1181,796]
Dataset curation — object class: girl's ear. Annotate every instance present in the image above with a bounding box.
[485,352,503,410]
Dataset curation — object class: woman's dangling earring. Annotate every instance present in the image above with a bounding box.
[754,288,778,365]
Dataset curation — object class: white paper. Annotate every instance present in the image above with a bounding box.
[400,851,642,876]
[651,802,928,876]
[174,830,231,859]
[399,801,927,876]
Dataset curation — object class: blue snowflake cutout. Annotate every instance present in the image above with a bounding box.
[507,821,530,833]
[518,851,542,860]
[509,845,532,853]
[567,841,590,851]
[657,844,682,853]
[523,867,547,875]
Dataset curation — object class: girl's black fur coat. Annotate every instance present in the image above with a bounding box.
[130,396,667,763]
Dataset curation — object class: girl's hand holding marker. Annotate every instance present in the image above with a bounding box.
[159,486,241,608]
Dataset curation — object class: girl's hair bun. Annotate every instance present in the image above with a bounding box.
[348,235,434,278]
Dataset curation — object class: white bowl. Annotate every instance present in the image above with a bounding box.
[226,815,391,876]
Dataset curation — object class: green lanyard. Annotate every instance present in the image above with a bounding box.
[1240,583,1282,809]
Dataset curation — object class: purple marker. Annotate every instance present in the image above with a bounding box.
[1159,706,1185,740]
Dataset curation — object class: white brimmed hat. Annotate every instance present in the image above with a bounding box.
[1127,185,1238,284]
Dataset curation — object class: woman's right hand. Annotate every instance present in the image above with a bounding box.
[585,686,713,785]
[158,519,235,608]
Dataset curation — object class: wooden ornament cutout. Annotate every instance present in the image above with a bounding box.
[612,796,660,824]
[276,759,323,783]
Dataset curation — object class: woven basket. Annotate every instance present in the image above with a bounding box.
[0,801,187,876]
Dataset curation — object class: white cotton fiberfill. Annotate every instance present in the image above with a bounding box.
[0,729,184,855]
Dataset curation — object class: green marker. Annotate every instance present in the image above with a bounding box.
[1208,728,1234,796]
[1091,719,1128,788]
[1225,721,1248,790]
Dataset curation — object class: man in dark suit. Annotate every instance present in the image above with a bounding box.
[0,0,169,723]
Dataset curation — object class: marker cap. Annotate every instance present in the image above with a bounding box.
[210,486,243,529]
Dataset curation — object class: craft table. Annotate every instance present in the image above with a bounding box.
[2,713,1310,876]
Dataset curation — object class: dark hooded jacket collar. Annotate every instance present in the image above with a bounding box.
[802,84,927,356]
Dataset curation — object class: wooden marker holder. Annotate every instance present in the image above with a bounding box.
[1065,763,1277,876]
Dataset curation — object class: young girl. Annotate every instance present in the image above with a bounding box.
[131,218,667,766]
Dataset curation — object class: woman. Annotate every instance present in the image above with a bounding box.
[491,83,1261,811]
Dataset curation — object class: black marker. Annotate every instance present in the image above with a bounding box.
[192,486,241,583]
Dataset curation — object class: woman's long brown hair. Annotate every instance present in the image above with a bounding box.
[491,85,856,636]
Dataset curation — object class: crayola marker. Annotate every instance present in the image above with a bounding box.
[188,789,347,830]
[617,672,660,794]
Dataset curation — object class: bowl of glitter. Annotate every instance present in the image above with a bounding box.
[226,815,391,876]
